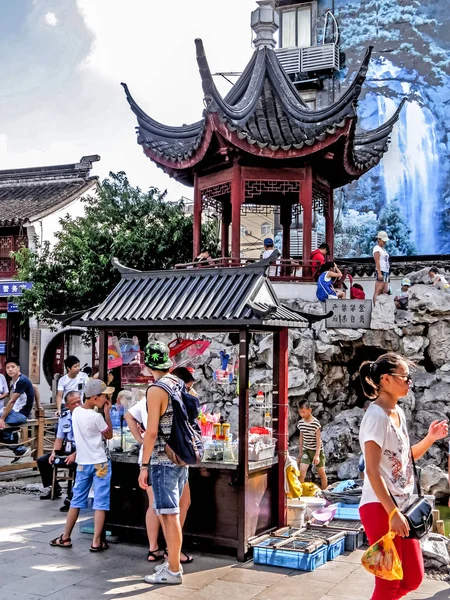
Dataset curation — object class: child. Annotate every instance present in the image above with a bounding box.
[50,379,114,552]
[429,267,450,291]
[394,277,411,309]
[297,399,327,490]
[316,262,345,303]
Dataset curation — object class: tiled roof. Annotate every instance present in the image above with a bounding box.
[0,155,100,227]
[122,40,404,187]
[73,259,308,330]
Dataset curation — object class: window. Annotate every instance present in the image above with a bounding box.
[281,4,312,48]
[261,222,271,235]
[299,89,316,110]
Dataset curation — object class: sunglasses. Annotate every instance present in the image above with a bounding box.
[389,373,412,383]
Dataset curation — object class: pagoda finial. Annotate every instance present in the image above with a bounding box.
[251,0,279,49]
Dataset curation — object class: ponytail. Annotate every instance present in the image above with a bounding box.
[358,353,413,399]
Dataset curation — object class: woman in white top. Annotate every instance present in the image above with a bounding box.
[373,231,390,305]
[358,353,448,600]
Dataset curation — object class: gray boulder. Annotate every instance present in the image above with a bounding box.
[421,533,450,568]
[409,284,450,315]
[420,464,449,496]
[337,455,361,480]
[370,295,396,330]
[428,320,450,368]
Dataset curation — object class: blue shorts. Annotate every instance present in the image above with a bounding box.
[151,464,188,516]
[71,461,112,511]
[374,271,390,283]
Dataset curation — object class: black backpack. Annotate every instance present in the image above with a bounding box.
[153,376,204,466]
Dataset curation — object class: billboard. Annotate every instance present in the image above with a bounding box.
[331,0,449,256]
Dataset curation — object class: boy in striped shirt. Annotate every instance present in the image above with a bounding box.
[297,399,327,490]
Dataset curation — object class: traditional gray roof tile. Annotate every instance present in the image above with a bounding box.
[0,155,100,227]
[73,258,308,330]
[122,39,404,187]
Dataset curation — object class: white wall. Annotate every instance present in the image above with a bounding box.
[26,185,97,249]
[273,275,404,302]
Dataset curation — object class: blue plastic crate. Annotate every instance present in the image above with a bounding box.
[295,530,345,562]
[335,503,360,520]
[273,527,304,538]
[253,537,327,571]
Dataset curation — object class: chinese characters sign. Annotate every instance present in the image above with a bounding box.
[0,281,32,297]
[29,328,40,384]
[325,299,372,329]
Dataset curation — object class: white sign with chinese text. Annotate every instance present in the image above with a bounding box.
[29,328,40,384]
[325,299,372,329]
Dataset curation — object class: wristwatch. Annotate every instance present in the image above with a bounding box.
[141,463,149,468]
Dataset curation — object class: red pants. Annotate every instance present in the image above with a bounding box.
[360,503,424,600]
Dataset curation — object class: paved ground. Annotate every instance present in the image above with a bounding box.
[0,494,449,600]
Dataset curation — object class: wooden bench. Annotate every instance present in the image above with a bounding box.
[0,409,58,474]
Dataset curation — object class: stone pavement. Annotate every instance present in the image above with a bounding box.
[0,494,448,600]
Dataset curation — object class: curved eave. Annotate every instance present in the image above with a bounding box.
[342,98,406,179]
[212,114,352,159]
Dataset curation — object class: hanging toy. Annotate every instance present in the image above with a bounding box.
[213,350,234,385]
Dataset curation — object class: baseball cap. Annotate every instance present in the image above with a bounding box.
[377,231,389,242]
[84,379,114,398]
[401,278,411,286]
[144,341,173,370]
[264,238,274,247]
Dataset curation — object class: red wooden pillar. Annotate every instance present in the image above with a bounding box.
[280,204,292,260]
[326,188,334,259]
[231,163,243,263]
[221,201,231,258]
[193,174,202,260]
[302,167,313,263]
[98,330,109,382]
[273,328,289,527]
[237,328,250,561]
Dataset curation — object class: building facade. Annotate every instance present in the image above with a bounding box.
[0,155,99,381]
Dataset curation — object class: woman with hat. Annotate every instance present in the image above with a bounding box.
[373,231,390,305]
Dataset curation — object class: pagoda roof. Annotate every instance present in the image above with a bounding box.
[0,155,100,227]
[122,41,404,187]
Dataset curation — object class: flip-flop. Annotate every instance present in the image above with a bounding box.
[164,548,194,564]
[180,549,194,564]
[90,541,109,553]
[147,548,164,562]
[50,534,72,548]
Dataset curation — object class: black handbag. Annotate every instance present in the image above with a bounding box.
[391,450,432,540]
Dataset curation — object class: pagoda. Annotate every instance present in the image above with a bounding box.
[122,0,403,264]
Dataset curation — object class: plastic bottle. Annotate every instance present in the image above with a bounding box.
[256,390,264,404]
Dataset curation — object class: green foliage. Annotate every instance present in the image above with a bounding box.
[12,172,219,320]
[334,200,416,258]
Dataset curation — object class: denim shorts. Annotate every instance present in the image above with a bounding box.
[151,464,188,515]
[374,270,390,283]
[71,461,112,511]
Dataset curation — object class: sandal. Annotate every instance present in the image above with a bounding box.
[163,548,194,564]
[90,541,109,553]
[147,548,164,562]
[50,534,72,548]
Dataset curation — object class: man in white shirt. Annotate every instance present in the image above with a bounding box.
[56,355,89,416]
[50,379,113,552]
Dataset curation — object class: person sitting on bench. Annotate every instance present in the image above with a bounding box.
[0,357,35,463]
[38,391,81,509]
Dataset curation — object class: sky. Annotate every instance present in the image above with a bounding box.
[0,0,258,200]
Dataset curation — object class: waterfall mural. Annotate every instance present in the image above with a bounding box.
[330,0,450,257]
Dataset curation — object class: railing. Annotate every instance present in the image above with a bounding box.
[0,235,27,278]
[174,258,320,282]
[0,409,58,474]
[274,43,340,75]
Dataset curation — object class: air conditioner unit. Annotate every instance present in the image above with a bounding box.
[274,47,301,75]
[301,43,339,72]
[274,43,340,75]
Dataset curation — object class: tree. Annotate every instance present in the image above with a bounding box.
[377,199,416,256]
[334,209,379,258]
[12,172,219,320]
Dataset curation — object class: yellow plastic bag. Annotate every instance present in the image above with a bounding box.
[284,455,302,499]
[300,481,321,497]
[361,531,403,581]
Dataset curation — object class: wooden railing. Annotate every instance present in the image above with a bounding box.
[0,409,58,474]
[174,257,319,282]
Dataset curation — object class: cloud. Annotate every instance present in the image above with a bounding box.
[44,12,58,27]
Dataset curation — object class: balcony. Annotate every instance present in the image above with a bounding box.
[274,43,340,75]
[0,235,27,278]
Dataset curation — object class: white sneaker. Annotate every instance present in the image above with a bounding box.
[144,563,182,585]
[155,560,184,574]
